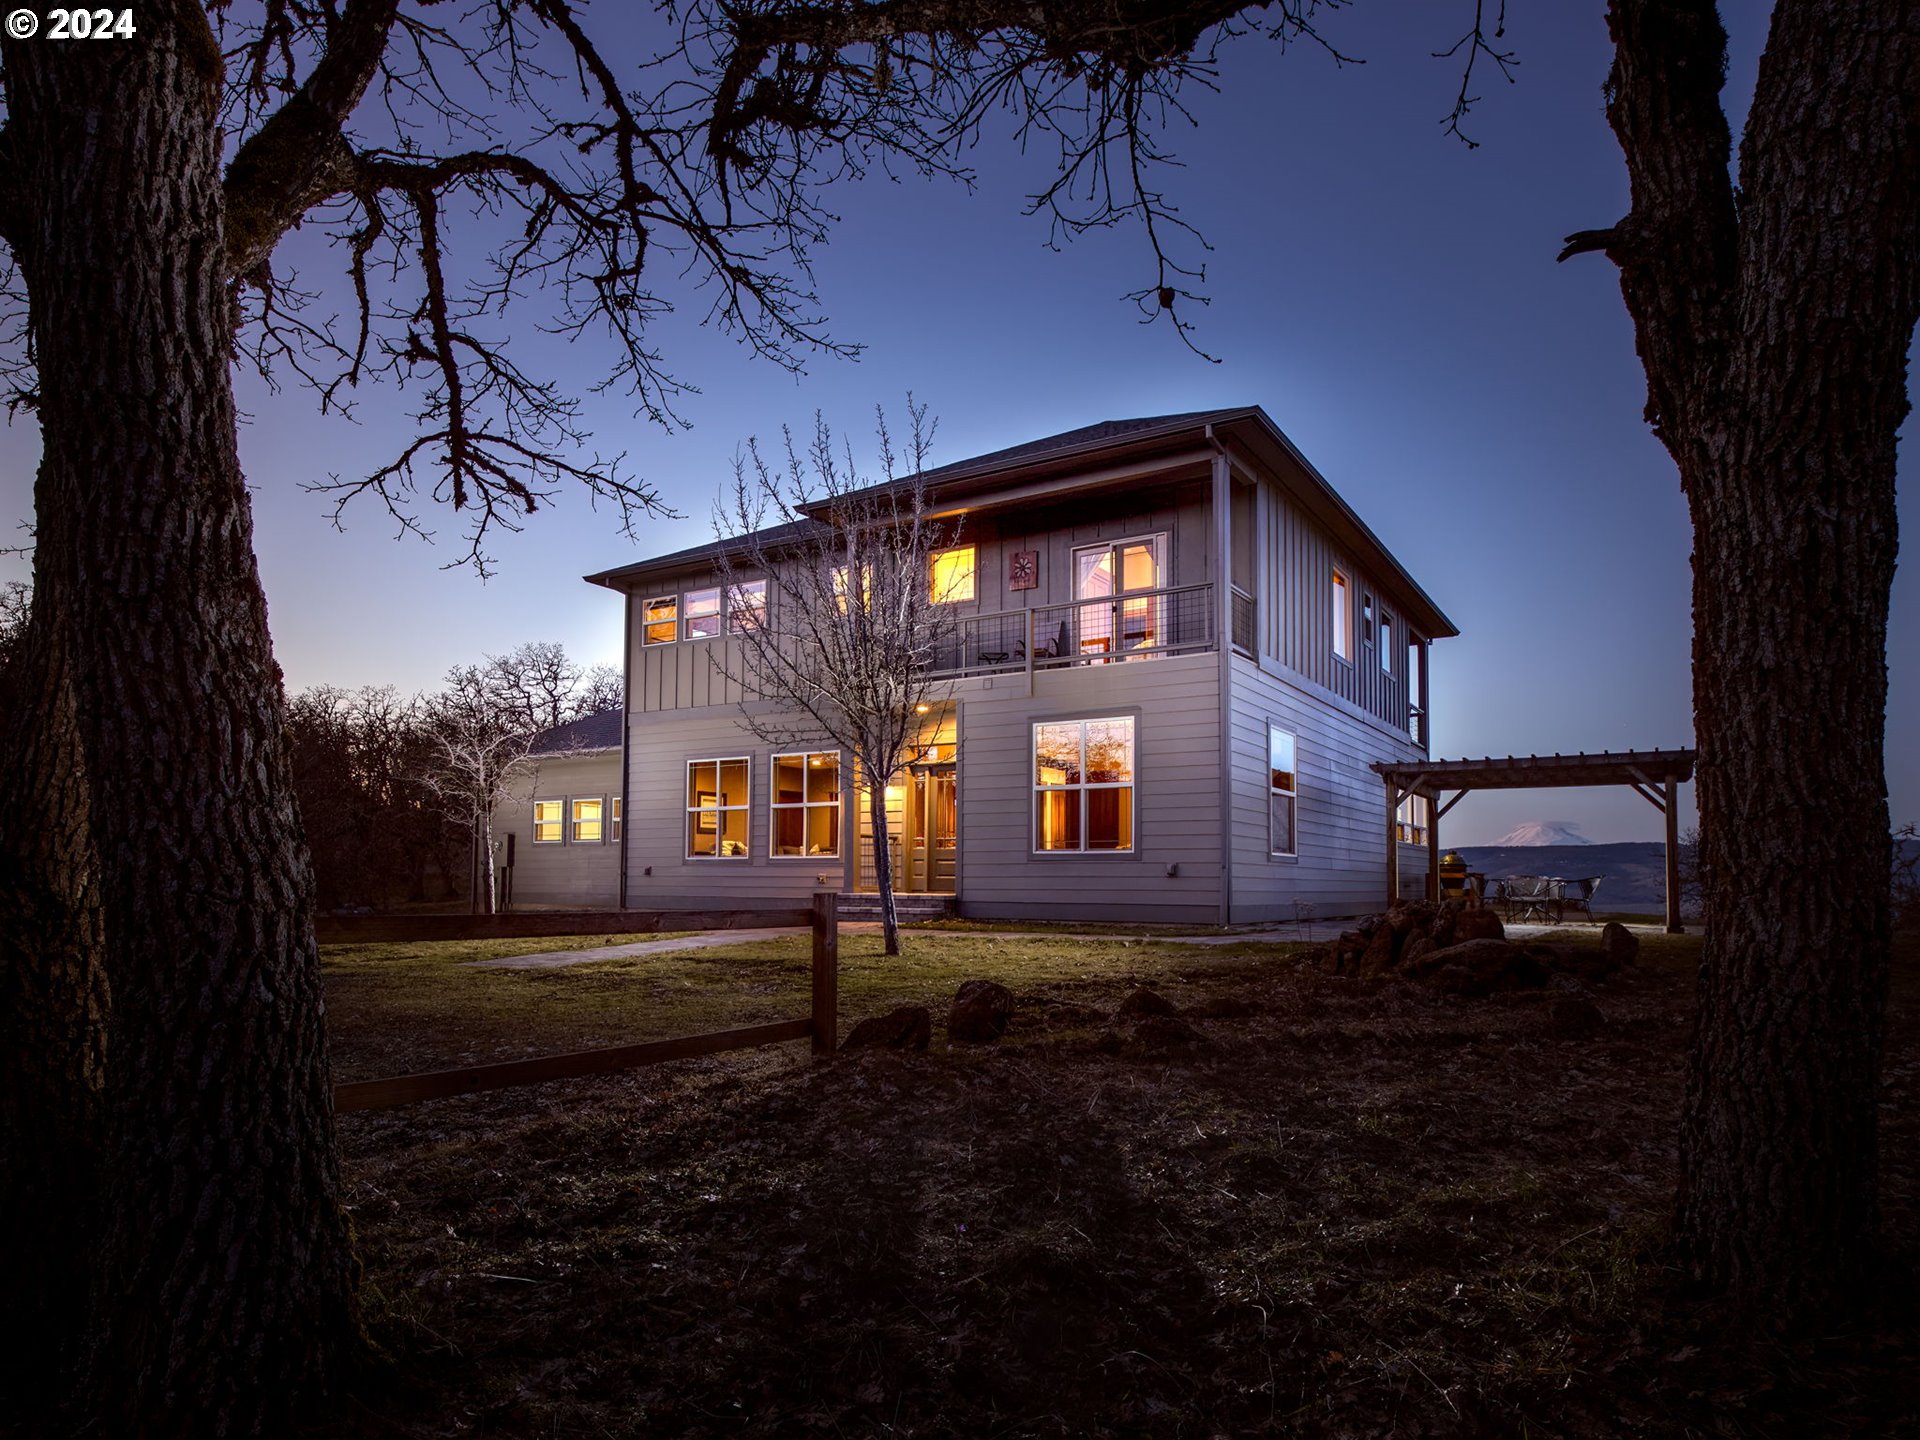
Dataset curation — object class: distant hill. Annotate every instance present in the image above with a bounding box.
[1490,820,1593,847]
[1452,842,1681,916]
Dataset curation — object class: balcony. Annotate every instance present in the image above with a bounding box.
[927,582,1216,681]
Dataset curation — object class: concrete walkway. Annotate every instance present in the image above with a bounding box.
[465,918,1676,971]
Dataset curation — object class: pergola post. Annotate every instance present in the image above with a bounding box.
[1385,781,1400,906]
[1664,775,1683,933]
[1427,792,1442,902]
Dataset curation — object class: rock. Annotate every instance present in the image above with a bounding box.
[1117,986,1179,1018]
[1400,934,1432,971]
[1454,907,1506,943]
[1413,938,1549,997]
[1127,1014,1214,1054]
[948,979,1015,1043]
[1028,997,1109,1029]
[1359,921,1398,978]
[843,1005,931,1052]
[1547,997,1605,1039]
[1601,921,1640,968]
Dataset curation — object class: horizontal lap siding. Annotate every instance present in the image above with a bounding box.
[953,653,1222,925]
[1226,657,1426,922]
[624,710,848,906]
[499,751,623,909]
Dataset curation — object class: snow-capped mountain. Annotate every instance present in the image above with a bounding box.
[1489,820,1593,847]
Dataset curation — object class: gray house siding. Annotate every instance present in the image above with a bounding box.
[1223,656,1428,923]
[498,750,623,909]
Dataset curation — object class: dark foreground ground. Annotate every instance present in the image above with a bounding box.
[315,928,1919,1439]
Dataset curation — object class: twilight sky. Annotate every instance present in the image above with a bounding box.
[0,2,1912,844]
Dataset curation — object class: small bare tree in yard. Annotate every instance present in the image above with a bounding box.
[421,668,541,916]
[713,405,960,956]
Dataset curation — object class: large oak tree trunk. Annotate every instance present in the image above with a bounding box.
[4,8,360,1431]
[1597,0,1918,1314]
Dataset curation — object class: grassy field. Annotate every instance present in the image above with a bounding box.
[317,924,1918,1439]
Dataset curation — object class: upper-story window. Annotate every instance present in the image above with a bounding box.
[1361,591,1376,653]
[930,545,976,603]
[1379,611,1393,673]
[728,578,768,633]
[1269,725,1297,857]
[643,596,677,645]
[1332,569,1352,661]
[682,586,722,640]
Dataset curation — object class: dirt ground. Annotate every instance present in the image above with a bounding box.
[314,928,1920,1439]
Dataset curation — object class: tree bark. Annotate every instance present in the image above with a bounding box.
[1597,0,1919,1315]
[3,7,360,1431]
[868,780,901,955]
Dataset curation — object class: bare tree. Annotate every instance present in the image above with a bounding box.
[577,663,626,719]
[478,641,584,733]
[712,404,959,955]
[419,670,543,916]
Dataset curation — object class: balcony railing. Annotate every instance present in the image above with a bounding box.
[927,582,1216,680]
[1230,586,1256,655]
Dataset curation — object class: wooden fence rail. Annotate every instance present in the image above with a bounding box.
[330,894,838,1114]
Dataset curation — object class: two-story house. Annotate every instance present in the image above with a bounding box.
[497,406,1455,924]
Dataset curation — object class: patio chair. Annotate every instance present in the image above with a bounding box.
[1560,876,1603,922]
[1503,875,1556,924]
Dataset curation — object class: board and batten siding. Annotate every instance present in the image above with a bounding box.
[950,652,1223,926]
[496,750,623,909]
[624,476,1217,716]
[1242,457,1420,737]
[1225,654,1427,922]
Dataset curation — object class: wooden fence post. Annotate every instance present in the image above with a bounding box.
[811,890,838,1055]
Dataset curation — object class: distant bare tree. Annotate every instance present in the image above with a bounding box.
[713,403,960,955]
[419,668,542,917]
[0,580,27,678]
[577,664,626,719]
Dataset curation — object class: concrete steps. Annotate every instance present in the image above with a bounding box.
[835,893,956,923]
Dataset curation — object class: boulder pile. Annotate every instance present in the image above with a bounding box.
[1316,900,1636,997]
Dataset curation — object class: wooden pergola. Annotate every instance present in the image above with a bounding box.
[1371,748,1698,933]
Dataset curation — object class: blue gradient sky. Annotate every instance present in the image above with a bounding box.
[0,3,1911,844]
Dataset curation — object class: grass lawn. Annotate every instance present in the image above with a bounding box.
[318,925,1919,1439]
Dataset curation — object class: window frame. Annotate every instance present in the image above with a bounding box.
[1030,715,1137,856]
[1268,725,1298,858]
[929,544,978,604]
[685,756,751,860]
[610,795,622,842]
[1361,590,1376,655]
[1396,792,1429,846]
[532,797,564,845]
[1331,569,1352,663]
[727,577,769,634]
[570,795,605,844]
[681,586,722,641]
[1379,609,1394,674]
[769,750,842,859]
[642,594,678,645]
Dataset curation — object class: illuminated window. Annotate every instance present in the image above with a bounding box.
[571,797,604,843]
[1332,570,1351,661]
[728,578,768,633]
[682,587,722,640]
[686,758,750,858]
[643,595,677,645]
[1269,726,1297,857]
[1033,716,1134,853]
[611,796,622,841]
[532,799,563,844]
[1396,793,1429,845]
[1379,611,1393,673]
[930,545,977,604]
[771,752,840,857]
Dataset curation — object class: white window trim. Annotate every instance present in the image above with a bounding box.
[1031,716,1136,856]
[1396,793,1429,846]
[685,756,751,860]
[532,797,565,845]
[769,750,842,860]
[1070,532,1170,661]
[681,586,722,642]
[727,578,769,634]
[1379,610,1394,674]
[570,795,607,845]
[642,594,678,646]
[1268,724,1298,858]
[1331,568,1353,664]
[610,795,623,842]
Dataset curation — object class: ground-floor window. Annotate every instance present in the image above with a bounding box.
[571,797,604,843]
[1396,793,1428,845]
[1033,716,1134,852]
[611,796,622,841]
[532,799,563,844]
[772,751,840,857]
[687,758,750,858]
[1269,726,1297,857]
